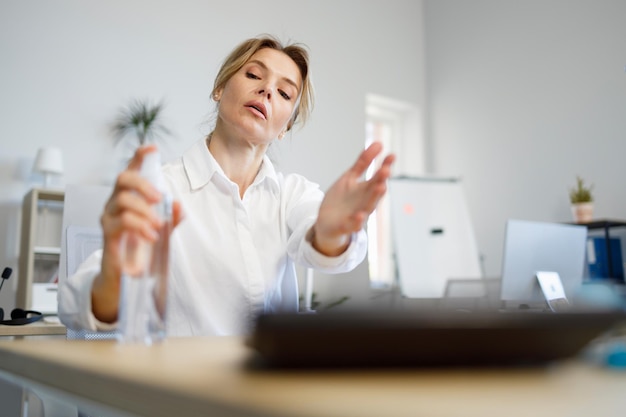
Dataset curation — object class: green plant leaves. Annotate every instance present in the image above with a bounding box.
[569,176,593,204]
[111,99,170,147]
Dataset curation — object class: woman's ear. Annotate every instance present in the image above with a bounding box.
[212,88,223,102]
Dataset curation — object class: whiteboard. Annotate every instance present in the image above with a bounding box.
[388,177,482,298]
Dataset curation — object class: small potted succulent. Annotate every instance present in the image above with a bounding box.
[569,176,594,223]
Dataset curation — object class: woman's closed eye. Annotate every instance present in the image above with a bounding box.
[246,70,293,100]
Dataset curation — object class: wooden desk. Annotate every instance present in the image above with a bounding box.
[0,320,66,337]
[0,337,625,417]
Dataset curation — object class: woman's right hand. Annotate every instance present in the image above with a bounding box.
[91,145,183,323]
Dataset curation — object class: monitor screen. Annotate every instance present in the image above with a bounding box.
[500,219,587,309]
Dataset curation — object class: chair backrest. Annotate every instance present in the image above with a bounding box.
[60,184,116,340]
[442,277,502,311]
[59,184,110,284]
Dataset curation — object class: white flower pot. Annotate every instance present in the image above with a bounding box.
[571,202,594,224]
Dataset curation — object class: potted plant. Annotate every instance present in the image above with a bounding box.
[111,98,170,148]
[569,176,594,223]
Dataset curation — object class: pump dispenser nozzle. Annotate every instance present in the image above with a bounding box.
[140,151,166,193]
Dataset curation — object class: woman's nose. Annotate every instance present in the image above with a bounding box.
[257,86,272,100]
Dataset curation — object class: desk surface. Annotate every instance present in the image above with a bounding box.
[0,337,625,417]
[0,320,66,337]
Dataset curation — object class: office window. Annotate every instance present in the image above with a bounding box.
[365,94,423,288]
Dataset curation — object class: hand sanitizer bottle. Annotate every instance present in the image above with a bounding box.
[117,151,172,345]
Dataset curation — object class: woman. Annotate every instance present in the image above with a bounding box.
[59,35,395,336]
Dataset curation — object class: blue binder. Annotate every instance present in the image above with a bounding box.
[587,237,624,280]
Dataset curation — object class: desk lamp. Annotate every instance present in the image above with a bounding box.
[34,147,64,188]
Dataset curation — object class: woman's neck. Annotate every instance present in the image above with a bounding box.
[207,131,268,198]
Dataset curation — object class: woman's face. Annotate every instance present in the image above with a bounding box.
[215,48,302,144]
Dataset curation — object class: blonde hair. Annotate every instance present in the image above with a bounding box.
[212,35,314,131]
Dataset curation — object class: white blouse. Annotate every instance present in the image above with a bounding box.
[58,139,367,336]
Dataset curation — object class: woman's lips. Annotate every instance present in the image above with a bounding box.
[245,101,267,120]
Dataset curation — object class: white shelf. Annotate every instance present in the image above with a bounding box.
[17,188,65,311]
[33,246,61,256]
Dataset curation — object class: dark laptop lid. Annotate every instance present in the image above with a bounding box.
[247,309,625,368]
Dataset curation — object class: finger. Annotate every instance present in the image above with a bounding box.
[348,142,384,178]
[113,170,162,205]
[358,181,388,215]
[368,153,396,184]
[172,200,185,228]
[112,145,161,206]
[382,153,396,169]
[126,144,158,171]
[105,209,160,242]
[342,153,394,219]
[101,198,161,250]
[107,189,161,223]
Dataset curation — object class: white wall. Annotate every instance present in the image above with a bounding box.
[5,0,623,312]
[0,0,425,309]
[424,0,626,277]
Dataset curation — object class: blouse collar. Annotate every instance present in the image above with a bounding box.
[182,138,280,194]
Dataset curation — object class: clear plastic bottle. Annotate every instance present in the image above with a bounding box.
[117,151,172,345]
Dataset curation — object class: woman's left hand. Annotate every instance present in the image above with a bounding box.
[311,142,395,256]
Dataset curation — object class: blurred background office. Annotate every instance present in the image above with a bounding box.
[1,0,625,311]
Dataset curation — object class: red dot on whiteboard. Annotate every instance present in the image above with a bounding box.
[403,204,414,215]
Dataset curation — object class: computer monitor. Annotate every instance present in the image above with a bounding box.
[500,219,588,309]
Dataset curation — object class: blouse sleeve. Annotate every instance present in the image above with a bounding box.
[283,174,368,273]
[57,249,118,333]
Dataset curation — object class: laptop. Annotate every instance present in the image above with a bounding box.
[246,308,625,368]
[500,219,587,310]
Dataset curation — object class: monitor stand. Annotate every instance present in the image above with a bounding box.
[536,271,571,312]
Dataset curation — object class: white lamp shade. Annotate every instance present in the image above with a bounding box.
[34,147,64,175]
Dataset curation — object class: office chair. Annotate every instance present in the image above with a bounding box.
[59,184,117,341]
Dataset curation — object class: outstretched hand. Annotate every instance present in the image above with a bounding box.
[311,142,395,256]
